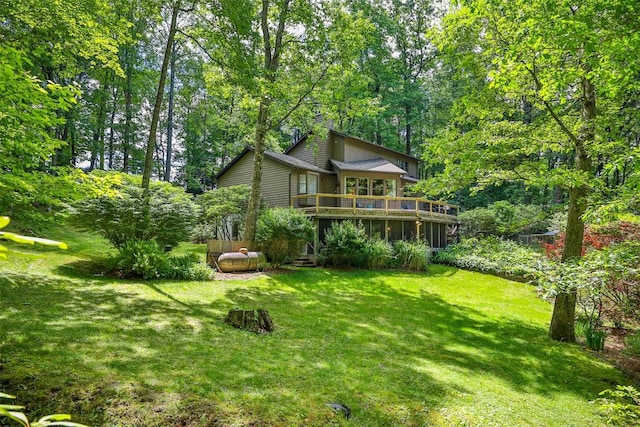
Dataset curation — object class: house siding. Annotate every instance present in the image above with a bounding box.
[343,135,419,178]
[329,132,345,163]
[287,135,315,165]
[287,133,333,171]
[217,152,292,207]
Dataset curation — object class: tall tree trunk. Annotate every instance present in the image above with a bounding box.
[164,40,177,182]
[243,0,291,244]
[108,86,118,170]
[548,74,595,342]
[244,100,270,243]
[142,5,179,190]
[124,46,133,173]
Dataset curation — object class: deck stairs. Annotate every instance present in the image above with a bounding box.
[290,255,317,267]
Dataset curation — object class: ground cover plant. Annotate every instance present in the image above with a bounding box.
[0,229,632,426]
[433,236,546,281]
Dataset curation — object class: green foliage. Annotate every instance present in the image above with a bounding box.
[0,217,67,260]
[109,240,170,280]
[624,332,640,358]
[318,220,369,268]
[365,238,394,269]
[1,391,87,427]
[195,185,255,241]
[70,179,199,250]
[434,237,545,280]
[319,222,430,271]
[459,201,549,238]
[595,385,640,426]
[0,168,123,228]
[0,46,79,173]
[256,208,314,268]
[392,240,430,272]
[108,240,213,281]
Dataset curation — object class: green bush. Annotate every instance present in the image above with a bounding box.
[624,332,640,357]
[70,179,199,250]
[108,241,213,281]
[434,237,545,280]
[256,207,315,267]
[366,238,394,269]
[393,240,430,271]
[109,240,171,279]
[195,185,263,241]
[190,222,218,243]
[318,221,369,268]
[458,201,549,238]
[595,385,640,426]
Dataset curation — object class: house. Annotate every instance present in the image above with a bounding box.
[215,129,458,258]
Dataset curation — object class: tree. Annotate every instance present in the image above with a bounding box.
[193,0,369,243]
[142,2,182,190]
[421,0,640,341]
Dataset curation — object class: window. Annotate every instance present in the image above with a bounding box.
[357,177,369,195]
[344,176,371,195]
[372,179,384,196]
[345,177,356,194]
[298,172,318,194]
[385,179,396,197]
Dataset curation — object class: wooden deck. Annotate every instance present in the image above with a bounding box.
[290,194,458,223]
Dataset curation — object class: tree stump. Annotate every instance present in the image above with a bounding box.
[224,309,274,333]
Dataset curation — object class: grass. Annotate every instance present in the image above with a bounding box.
[0,229,631,426]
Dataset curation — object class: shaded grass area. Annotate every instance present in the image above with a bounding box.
[0,235,629,426]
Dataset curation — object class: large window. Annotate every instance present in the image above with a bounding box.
[357,177,369,195]
[372,179,384,196]
[345,177,356,194]
[344,176,369,195]
[298,173,318,194]
[345,177,396,196]
[385,179,397,197]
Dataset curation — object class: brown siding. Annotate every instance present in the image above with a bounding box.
[329,132,345,162]
[343,136,419,177]
[287,135,315,165]
[287,133,332,170]
[217,152,292,208]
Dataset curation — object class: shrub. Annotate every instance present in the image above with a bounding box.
[318,221,368,268]
[109,240,171,279]
[434,237,545,280]
[625,332,640,357]
[195,185,264,241]
[458,201,548,238]
[70,180,199,250]
[190,222,218,243]
[256,207,315,267]
[595,385,640,426]
[366,238,394,269]
[392,240,430,271]
[108,241,213,281]
[583,242,640,328]
[165,254,214,281]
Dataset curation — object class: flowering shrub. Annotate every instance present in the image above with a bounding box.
[543,221,640,260]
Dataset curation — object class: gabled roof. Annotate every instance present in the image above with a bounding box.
[215,147,333,180]
[285,129,419,161]
[330,158,408,174]
[266,150,333,174]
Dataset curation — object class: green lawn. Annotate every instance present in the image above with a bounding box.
[0,231,630,426]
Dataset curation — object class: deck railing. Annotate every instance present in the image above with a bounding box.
[290,193,458,219]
